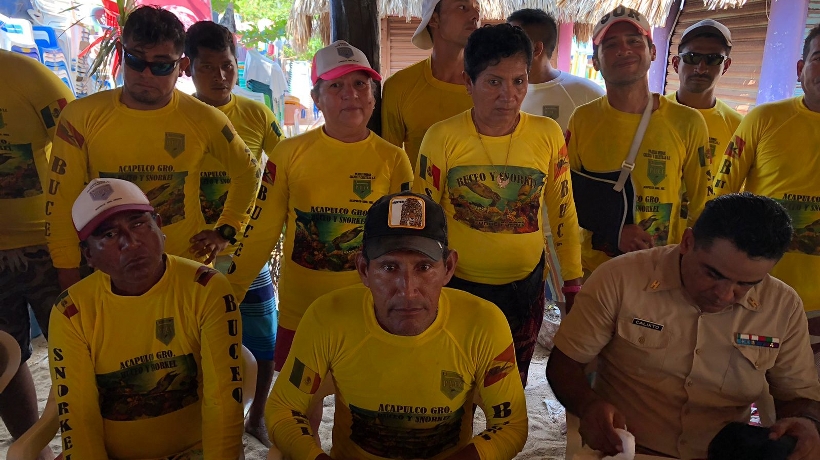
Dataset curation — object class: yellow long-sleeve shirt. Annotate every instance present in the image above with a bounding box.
[712,96,820,311]
[567,95,711,272]
[381,58,474,169]
[46,88,261,268]
[199,94,282,227]
[414,110,582,284]
[48,255,243,459]
[267,285,528,460]
[0,49,74,250]
[226,128,413,330]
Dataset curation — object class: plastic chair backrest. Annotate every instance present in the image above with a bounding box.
[241,345,257,418]
[0,330,21,393]
[6,390,59,460]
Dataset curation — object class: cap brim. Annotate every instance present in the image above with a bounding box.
[593,19,651,45]
[315,64,382,85]
[77,204,155,241]
[364,235,444,261]
[411,3,438,50]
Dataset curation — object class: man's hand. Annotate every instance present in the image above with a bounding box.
[770,417,820,460]
[578,399,627,457]
[58,267,82,291]
[189,230,230,265]
[618,224,653,253]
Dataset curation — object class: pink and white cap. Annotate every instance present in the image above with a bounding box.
[592,6,653,45]
[72,178,154,241]
[311,40,382,85]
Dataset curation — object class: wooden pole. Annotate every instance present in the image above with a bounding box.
[330,0,382,135]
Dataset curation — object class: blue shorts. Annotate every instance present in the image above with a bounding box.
[240,264,278,361]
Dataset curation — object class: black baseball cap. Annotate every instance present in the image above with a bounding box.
[363,192,448,261]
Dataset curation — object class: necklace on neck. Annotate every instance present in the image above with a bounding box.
[473,111,517,188]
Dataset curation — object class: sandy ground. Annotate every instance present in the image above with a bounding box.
[0,337,567,459]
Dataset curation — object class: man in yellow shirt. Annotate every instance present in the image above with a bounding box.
[567,7,711,273]
[667,19,742,174]
[266,192,528,460]
[712,24,820,374]
[666,19,742,237]
[185,20,282,446]
[0,49,73,460]
[49,178,243,459]
[45,6,260,291]
[381,0,479,168]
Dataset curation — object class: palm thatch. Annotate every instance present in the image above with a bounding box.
[288,0,749,52]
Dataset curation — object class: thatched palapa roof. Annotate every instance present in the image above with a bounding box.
[288,0,749,52]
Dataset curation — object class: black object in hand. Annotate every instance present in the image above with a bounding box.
[708,422,797,460]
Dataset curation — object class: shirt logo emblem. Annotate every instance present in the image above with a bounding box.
[156,317,175,345]
[440,370,464,400]
[164,132,185,158]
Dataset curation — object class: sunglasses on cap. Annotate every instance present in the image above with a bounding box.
[679,52,727,66]
[122,46,181,76]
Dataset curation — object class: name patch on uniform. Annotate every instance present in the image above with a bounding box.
[632,318,663,331]
[736,333,780,348]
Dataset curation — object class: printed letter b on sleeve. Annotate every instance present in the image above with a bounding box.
[484,343,515,387]
[289,358,321,394]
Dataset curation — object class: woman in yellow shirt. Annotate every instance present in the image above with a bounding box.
[414,24,582,385]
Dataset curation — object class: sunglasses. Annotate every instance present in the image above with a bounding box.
[122,46,181,76]
[679,52,727,66]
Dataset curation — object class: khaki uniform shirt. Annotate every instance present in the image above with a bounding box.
[553,245,820,459]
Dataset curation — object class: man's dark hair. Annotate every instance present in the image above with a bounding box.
[185,21,236,62]
[425,1,443,44]
[506,9,558,59]
[678,32,731,55]
[464,23,533,82]
[122,5,186,54]
[692,192,793,260]
[803,24,820,61]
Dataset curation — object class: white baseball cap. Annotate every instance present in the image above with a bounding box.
[592,7,653,46]
[311,40,381,85]
[411,0,441,50]
[679,19,732,49]
[72,178,154,241]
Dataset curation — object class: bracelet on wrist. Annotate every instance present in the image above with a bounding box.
[561,285,582,294]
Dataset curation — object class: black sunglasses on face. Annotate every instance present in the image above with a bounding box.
[679,52,727,66]
[122,46,180,76]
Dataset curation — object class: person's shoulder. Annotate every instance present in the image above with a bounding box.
[56,271,108,318]
[756,274,803,311]
[442,287,505,322]
[571,95,606,117]
[276,126,322,150]
[520,111,563,138]
[308,284,369,320]
[61,89,112,116]
[659,96,708,134]
[370,131,410,156]
[177,91,231,124]
[743,97,801,125]
[596,245,672,278]
[383,59,427,89]
[166,255,231,291]
[427,109,470,135]
[559,73,605,94]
